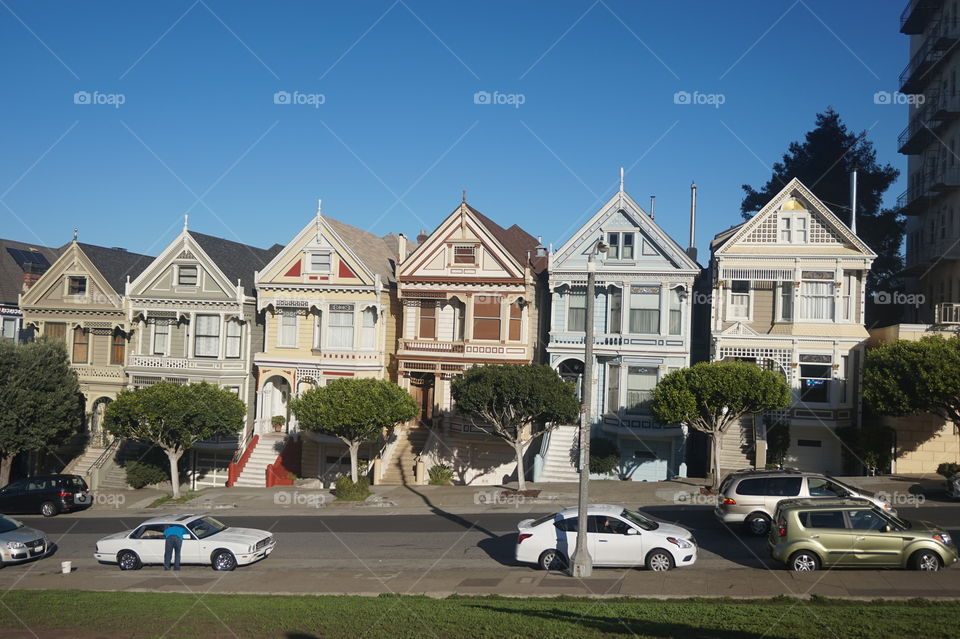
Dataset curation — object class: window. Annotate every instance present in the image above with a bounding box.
[194,315,220,357]
[779,216,791,242]
[554,517,579,533]
[606,232,634,259]
[735,478,766,495]
[728,281,750,320]
[669,288,682,335]
[607,365,620,413]
[152,322,169,355]
[45,322,66,342]
[609,288,622,333]
[795,216,808,243]
[418,301,436,339]
[309,252,331,273]
[780,215,808,243]
[278,309,297,347]
[178,265,198,286]
[72,327,88,363]
[765,477,802,496]
[361,308,377,348]
[808,477,846,497]
[799,280,835,320]
[607,233,619,259]
[509,300,522,341]
[473,295,501,340]
[621,234,634,259]
[329,305,354,348]
[848,509,888,531]
[1,317,17,341]
[842,272,855,321]
[800,363,831,403]
[567,290,586,332]
[778,282,794,321]
[453,244,477,265]
[312,310,323,349]
[110,331,125,365]
[625,366,656,414]
[590,515,629,535]
[629,286,660,334]
[800,511,846,529]
[225,320,241,358]
[67,276,86,296]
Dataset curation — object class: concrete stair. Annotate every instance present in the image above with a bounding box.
[378,427,430,485]
[718,417,755,475]
[233,434,286,488]
[62,445,107,477]
[538,425,580,482]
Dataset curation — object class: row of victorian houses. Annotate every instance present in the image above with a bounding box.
[2,176,952,489]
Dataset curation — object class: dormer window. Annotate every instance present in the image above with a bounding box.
[67,276,87,296]
[308,252,331,273]
[453,244,477,265]
[178,265,198,286]
[607,232,634,259]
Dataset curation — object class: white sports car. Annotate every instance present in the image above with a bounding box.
[515,504,698,571]
[94,514,275,571]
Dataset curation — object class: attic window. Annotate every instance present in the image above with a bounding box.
[178,265,198,286]
[607,233,634,259]
[453,245,477,265]
[309,252,331,273]
[67,276,87,296]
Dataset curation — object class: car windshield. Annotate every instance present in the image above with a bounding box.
[620,508,659,531]
[187,516,228,539]
[0,516,24,533]
[885,512,912,530]
[829,478,864,496]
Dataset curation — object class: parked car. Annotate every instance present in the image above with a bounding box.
[0,475,91,517]
[94,514,276,571]
[946,473,960,500]
[715,469,894,535]
[515,504,697,572]
[768,497,957,572]
[0,515,49,568]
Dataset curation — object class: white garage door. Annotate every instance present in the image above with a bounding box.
[786,426,841,475]
[623,439,672,482]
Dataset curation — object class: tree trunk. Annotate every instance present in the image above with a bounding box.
[712,433,723,491]
[166,450,182,499]
[514,441,527,492]
[349,441,360,483]
[0,454,11,487]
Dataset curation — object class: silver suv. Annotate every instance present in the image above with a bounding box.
[715,469,895,536]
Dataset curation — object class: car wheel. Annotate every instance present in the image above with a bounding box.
[911,550,942,571]
[645,549,675,572]
[211,550,237,572]
[537,549,567,571]
[117,550,141,571]
[745,513,771,536]
[40,502,58,517]
[788,551,820,572]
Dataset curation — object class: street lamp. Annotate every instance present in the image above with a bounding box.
[570,237,607,578]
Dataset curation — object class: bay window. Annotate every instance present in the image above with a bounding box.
[195,315,220,357]
[728,281,750,320]
[329,305,355,348]
[72,326,88,363]
[509,300,522,341]
[799,278,835,321]
[609,287,622,333]
[225,320,241,358]
[625,366,657,414]
[110,331,125,365]
[418,301,436,339]
[361,308,377,348]
[278,308,297,347]
[778,282,794,321]
[567,289,585,332]
[629,286,660,334]
[607,365,620,413]
[473,296,501,340]
[669,288,682,335]
[152,321,169,355]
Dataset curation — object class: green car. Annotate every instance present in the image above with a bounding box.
[768,498,958,571]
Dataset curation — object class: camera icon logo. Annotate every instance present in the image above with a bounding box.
[73,91,91,105]
[873,291,891,304]
[874,91,892,105]
[473,90,491,105]
[273,491,292,505]
[273,91,291,105]
[673,90,691,105]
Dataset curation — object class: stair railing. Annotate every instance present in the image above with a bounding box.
[226,434,260,487]
[372,428,400,484]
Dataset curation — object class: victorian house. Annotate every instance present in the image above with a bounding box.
[709,178,875,475]
[19,236,153,480]
[1,238,58,343]
[390,199,547,485]
[125,224,281,487]
[538,183,700,483]
[251,205,401,485]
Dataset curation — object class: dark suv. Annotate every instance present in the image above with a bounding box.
[0,475,91,517]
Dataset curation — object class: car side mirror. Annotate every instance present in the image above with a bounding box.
[183,534,193,540]
[625,528,638,536]
[882,525,891,533]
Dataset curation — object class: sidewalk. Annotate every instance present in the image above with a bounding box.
[75,474,951,517]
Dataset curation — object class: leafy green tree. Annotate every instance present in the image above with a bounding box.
[651,361,791,489]
[289,378,417,483]
[104,382,245,498]
[451,364,579,491]
[0,339,84,485]
[740,108,902,326]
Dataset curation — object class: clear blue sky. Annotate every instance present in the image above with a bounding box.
[1,0,908,260]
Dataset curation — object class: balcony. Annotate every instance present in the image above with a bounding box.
[399,339,465,354]
[931,90,960,119]
[74,365,124,381]
[936,302,960,323]
[900,21,960,93]
[898,102,935,154]
[127,354,247,372]
[897,180,936,215]
[901,0,943,34]
[927,166,960,190]
[549,332,628,348]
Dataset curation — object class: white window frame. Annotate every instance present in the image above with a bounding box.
[451,244,478,266]
[312,310,323,350]
[726,281,752,321]
[779,213,809,244]
[194,314,221,358]
[225,320,242,358]
[152,321,169,355]
[327,304,355,349]
[1,317,18,341]
[277,308,297,348]
[777,282,794,322]
[361,307,377,349]
[177,265,198,286]
[606,232,635,260]
[65,275,87,297]
[798,279,835,322]
[307,252,331,274]
[567,289,586,332]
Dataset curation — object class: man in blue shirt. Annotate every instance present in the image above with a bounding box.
[163,524,190,571]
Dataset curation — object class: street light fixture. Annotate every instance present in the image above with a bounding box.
[570,237,607,578]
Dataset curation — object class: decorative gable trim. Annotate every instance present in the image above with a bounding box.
[720,321,759,337]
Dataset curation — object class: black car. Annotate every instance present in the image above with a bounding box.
[0,475,91,517]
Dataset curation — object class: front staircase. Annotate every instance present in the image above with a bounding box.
[378,427,429,485]
[718,417,755,475]
[233,433,286,487]
[537,424,580,482]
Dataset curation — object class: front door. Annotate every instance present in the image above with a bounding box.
[849,509,905,566]
[799,510,857,566]
[409,374,435,424]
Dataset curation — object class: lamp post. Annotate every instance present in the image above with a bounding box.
[570,238,607,578]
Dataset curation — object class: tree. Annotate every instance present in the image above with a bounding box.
[104,382,245,498]
[450,364,579,491]
[864,335,960,432]
[740,108,903,327]
[651,361,791,489]
[289,378,417,483]
[0,339,84,485]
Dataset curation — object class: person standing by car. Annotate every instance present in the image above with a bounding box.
[163,524,189,571]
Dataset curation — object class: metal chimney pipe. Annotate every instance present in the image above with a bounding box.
[850,170,858,234]
[688,182,697,257]
[649,195,656,220]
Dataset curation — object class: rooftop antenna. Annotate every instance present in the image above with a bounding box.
[183,215,188,231]
[462,189,467,203]
[618,167,625,210]
[687,181,698,262]
[849,170,858,234]
[73,228,78,242]
[649,195,656,220]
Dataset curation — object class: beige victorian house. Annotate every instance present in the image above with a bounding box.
[709,178,876,475]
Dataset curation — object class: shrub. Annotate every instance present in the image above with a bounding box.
[334,476,370,501]
[937,462,960,478]
[125,460,168,489]
[428,464,454,485]
[589,437,620,476]
[765,421,790,468]
[836,423,896,475]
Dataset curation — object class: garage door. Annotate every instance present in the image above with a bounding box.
[786,427,841,475]
[622,439,672,482]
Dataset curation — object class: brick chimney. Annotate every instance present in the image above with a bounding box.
[416,229,429,244]
[22,271,42,292]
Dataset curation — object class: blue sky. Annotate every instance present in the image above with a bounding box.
[1,0,908,260]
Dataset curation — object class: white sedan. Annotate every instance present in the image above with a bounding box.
[515,504,697,571]
[94,514,276,571]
